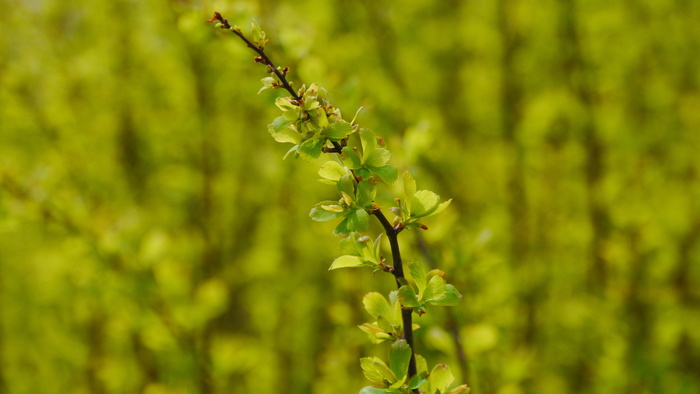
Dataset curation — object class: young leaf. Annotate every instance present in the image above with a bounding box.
[329,255,365,270]
[364,148,391,167]
[430,198,452,217]
[360,129,378,157]
[360,357,389,385]
[325,120,354,140]
[356,180,377,208]
[298,137,323,160]
[427,284,463,306]
[410,190,440,217]
[407,261,428,297]
[318,161,347,181]
[269,116,294,133]
[337,174,356,198]
[397,285,421,308]
[333,209,369,235]
[428,364,454,393]
[363,292,393,320]
[422,275,447,302]
[407,371,429,390]
[368,164,399,184]
[309,202,347,221]
[269,127,302,145]
[389,339,412,381]
[447,385,471,394]
[359,387,388,394]
[360,356,396,384]
[341,147,363,170]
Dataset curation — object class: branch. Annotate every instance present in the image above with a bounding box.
[207,12,300,100]
[209,13,419,390]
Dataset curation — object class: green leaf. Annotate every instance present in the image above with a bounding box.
[407,261,427,297]
[427,284,462,306]
[422,275,446,302]
[410,190,440,217]
[368,165,399,184]
[403,172,416,213]
[341,147,363,170]
[356,180,377,208]
[376,315,394,335]
[364,148,391,167]
[275,97,299,119]
[333,209,369,235]
[337,174,356,199]
[430,199,452,217]
[325,120,354,140]
[282,145,299,159]
[360,387,388,394]
[389,339,412,381]
[269,124,302,144]
[407,371,429,390]
[360,129,378,157]
[309,206,347,222]
[428,364,454,393]
[447,385,471,394]
[363,292,393,320]
[360,357,395,384]
[397,285,421,308]
[269,116,294,133]
[298,137,323,160]
[356,167,371,181]
[338,233,362,256]
[251,21,264,46]
[329,255,365,270]
[319,161,347,181]
[345,209,369,230]
[303,98,320,111]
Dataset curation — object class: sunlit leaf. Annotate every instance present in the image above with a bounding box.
[341,147,363,170]
[325,120,354,140]
[389,339,412,380]
[360,129,378,157]
[369,165,399,184]
[329,255,365,270]
[364,292,392,320]
[397,285,421,308]
[364,148,391,167]
[410,190,440,217]
[407,261,427,297]
[318,161,347,181]
[428,364,454,393]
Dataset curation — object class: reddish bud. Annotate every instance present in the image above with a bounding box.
[420,224,429,230]
[206,12,223,23]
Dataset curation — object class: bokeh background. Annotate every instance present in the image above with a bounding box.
[1,0,699,393]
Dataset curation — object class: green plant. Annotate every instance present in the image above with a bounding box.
[208,12,469,394]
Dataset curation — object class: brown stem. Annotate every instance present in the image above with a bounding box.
[208,12,299,100]
[373,210,419,390]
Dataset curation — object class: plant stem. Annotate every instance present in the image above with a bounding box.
[373,210,419,390]
[208,12,300,100]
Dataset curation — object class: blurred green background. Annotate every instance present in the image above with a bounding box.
[1,0,699,393]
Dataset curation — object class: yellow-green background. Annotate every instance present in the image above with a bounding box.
[1,0,699,393]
